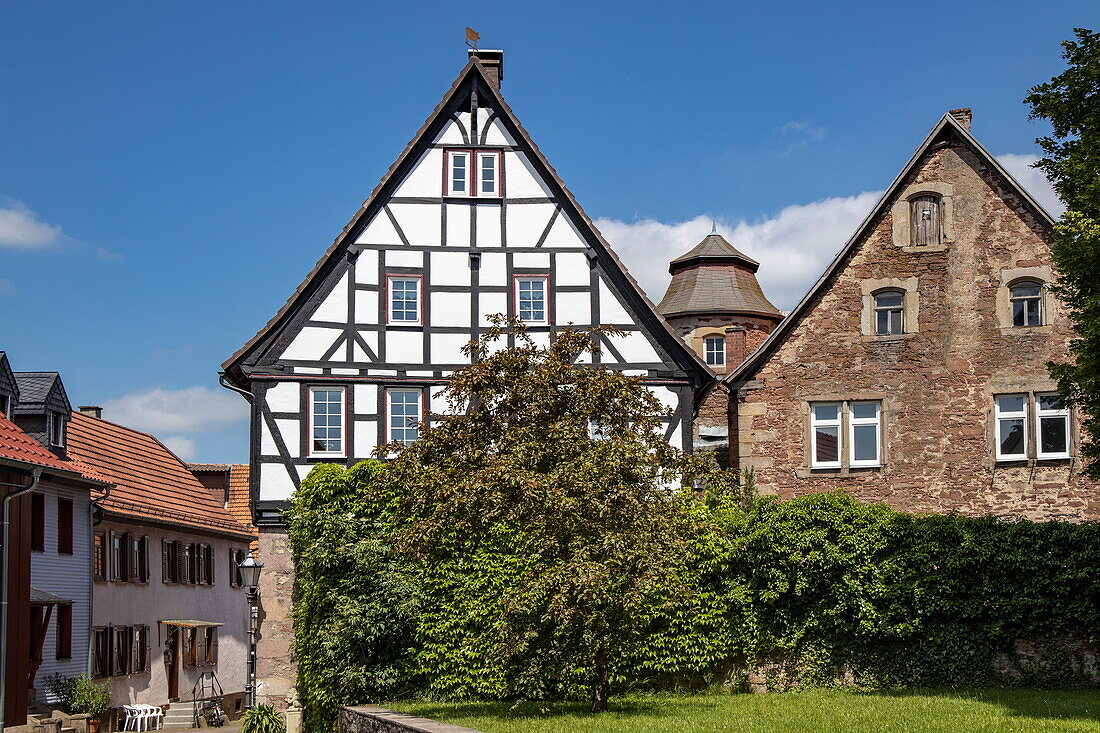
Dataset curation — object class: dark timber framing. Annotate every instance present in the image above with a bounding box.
[222,56,715,525]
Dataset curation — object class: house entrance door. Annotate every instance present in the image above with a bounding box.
[165,626,180,699]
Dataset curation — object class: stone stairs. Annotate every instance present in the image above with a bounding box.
[162,702,197,729]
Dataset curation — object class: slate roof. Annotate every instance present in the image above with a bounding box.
[724,111,1058,387]
[658,234,781,319]
[65,412,253,539]
[669,234,760,271]
[13,372,59,405]
[30,587,72,606]
[0,412,104,481]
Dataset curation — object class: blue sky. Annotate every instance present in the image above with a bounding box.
[0,1,1090,462]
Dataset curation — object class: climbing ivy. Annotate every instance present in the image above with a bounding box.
[287,469,1100,732]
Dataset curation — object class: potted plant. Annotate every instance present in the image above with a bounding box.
[45,674,111,733]
[240,705,286,733]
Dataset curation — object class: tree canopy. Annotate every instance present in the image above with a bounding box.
[1025,28,1100,473]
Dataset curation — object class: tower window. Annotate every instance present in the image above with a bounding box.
[704,336,725,367]
[909,195,941,246]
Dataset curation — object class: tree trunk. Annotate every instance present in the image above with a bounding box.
[590,648,609,713]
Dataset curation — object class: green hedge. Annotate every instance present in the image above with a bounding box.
[286,462,1100,731]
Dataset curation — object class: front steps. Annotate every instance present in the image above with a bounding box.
[161,703,196,729]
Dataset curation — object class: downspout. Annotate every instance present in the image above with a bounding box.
[0,466,42,729]
[89,482,113,680]
[219,373,254,403]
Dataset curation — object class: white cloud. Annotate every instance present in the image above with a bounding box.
[161,436,197,460]
[0,201,63,249]
[102,386,248,435]
[598,191,880,311]
[995,153,1065,217]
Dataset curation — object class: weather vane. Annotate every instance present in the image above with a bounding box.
[465,27,480,50]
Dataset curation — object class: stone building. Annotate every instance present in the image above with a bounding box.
[723,109,1098,520]
[658,232,782,464]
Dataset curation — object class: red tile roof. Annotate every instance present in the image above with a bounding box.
[0,413,104,483]
[66,412,253,538]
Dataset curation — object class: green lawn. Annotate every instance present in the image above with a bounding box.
[389,689,1100,732]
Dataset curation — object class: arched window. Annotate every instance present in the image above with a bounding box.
[910,195,941,246]
[1010,280,1043,327]
[873,290,904,335]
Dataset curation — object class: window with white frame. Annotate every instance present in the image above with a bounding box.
[873,291,904,335]
[810,400,883,468]
[446,149,502,197]
[515,277,548,323]
[388,276,421,324]
[848,402,881,467]
[810,403,842,468]
[995,394,1028,460]
[1010,281,1043,327]
[704,336,725,367]
[387,389,422,446]
[1036,393,1070,459]
[310,387,345,456]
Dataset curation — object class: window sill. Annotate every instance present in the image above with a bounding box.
[999,325,1054,336]
[798,464,884,477]
[996,457,1072,466]
[898,243,950,253]
[442,195,503,203]
[861,333,914,343]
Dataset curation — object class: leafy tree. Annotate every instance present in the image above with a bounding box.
[379,318,722,711]
[1025,28,1100,473]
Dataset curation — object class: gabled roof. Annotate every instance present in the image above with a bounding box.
[13,372,64,406]
[65,412,253,539]
[0,412,104,482]
[0,353,17,410]
[669,233,760,272]
[222,56,711,387]
[724,112,1057,387]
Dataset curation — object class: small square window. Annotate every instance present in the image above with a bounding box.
[447,151,469,196]
[310,387,345,456]
[388,276,422,324]
[515,277,548,324]
[387,389,422,446]
[478,152,501,196]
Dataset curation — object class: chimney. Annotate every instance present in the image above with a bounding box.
[725,326,749,371]
[79,405,102,419]
[949,108,972,132]
[468,48,504,90]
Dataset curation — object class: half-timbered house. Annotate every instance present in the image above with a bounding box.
[220,49,712,705]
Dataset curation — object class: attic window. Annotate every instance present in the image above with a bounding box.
[909,195,941,246]
[0,394,9,418]
[50,412,65,447]
[704,336,725,367]
[446,149,502,197]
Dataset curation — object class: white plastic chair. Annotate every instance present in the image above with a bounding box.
[120,706,141,732]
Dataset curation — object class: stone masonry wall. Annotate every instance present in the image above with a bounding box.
[735,141,1100,519]
[256,526,297,707]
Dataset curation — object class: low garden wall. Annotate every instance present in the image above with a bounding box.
[338,706,482,733]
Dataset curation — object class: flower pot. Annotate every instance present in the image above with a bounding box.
[88,718,100,733]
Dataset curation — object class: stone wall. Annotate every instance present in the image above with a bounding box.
[338,705,483,733]
[734,140,1100,519]
[256,526,297,707]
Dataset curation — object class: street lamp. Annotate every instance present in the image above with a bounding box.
[237,551,264,709]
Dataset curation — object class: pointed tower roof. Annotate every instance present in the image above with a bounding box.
[658,233,780,320]
[669,233,760,272]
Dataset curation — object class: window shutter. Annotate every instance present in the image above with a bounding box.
[209,628,219,665]
[120,533,130,581]
[144,624,151,671]
[177,541,187,584]
[141,536,149,582]
[94,533,106,580]
[108,531,116,580]
[30,494,44,552]
[910,195,940,246]
[57,498,73,554]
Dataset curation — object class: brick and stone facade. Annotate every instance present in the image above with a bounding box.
[726,111,1099,520]
[658,233,782,465]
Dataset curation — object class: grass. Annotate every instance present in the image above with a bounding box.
[389,689,1100,732]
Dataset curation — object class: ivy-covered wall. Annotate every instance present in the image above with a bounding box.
[286,462,1100,732]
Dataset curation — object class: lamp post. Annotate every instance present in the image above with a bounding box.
[237,551,264,710]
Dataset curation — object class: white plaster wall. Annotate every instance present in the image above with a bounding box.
[259,463,295,501]
[430,252,472,287]
[392,149,443,198]
[310,273,348,322]
[430,292,471,327]
[31,482,93,701]
[280,326,341,361]
[502,152,551,198]
[505,203,555,245]
[91,521,250,706]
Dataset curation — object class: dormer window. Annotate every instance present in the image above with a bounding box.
[446,149,502,197]
[0,394,10,418]
[50,412,65,447]
[909,195,941,247]
[1010,280,1043,327]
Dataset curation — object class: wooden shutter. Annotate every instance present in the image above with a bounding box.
[94,533,106,580]
[910,195,940,246]
[208,627,218,665]
[177,541,189,584]
[140,536,149,581]
[30,493,44,552]
[57,498,73,554]
[55,605,72,659]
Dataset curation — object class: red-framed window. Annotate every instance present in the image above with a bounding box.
[445,149,502,197]
[385,387,425,446]
[308,386,347,458]
[513,274,550,325]
[386,274,423,325]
